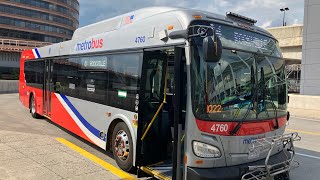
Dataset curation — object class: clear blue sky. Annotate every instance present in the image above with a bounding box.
[78,0,304,28]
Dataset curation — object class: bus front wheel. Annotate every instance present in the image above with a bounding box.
[30,95,41,119]
[112,122,134,172]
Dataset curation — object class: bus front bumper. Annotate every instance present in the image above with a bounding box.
[187,150,291,180]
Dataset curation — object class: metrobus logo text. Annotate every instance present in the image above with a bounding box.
[242,135,265,144]
[76,38,104,51]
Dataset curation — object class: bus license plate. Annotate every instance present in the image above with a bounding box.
[248,149,260,159]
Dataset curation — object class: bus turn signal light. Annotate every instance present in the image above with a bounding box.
[193,15,202,19]
[195,160,203,164]
[167,25,174,30]
[132,120,138,127]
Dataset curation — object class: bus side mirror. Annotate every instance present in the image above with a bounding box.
[203,35,222,62]
[168,30,188,39]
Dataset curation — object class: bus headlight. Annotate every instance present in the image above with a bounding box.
[192,141,221,158]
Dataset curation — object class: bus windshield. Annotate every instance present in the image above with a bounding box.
[190,21,287,122]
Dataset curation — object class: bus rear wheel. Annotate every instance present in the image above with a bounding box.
[30,95,41,119]
[112,122,134,172]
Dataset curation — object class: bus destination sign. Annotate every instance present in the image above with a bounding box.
[81,58,107,69]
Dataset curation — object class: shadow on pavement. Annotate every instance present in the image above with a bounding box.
[42,117,115,160]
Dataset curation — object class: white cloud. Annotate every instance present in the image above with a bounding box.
[261,20,273,28]
[78,0,304,28]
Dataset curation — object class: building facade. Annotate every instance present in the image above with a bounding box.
[267,25,303,93]
[267,25,303,63]
[301,0,320,95]
[0,0,79,79]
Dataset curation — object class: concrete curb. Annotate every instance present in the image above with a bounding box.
[288,107,320,120]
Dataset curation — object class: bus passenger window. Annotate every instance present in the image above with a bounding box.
[78,55,108,105]
[52,57,80,97]
[24,60,44,89]
[107,53,143,112]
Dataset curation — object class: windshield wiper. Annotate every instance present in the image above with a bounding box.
[259,67,279,129]
[230,67,279,135]
[262,69,279,129]
[260,67,269,118]
[230,65,258,135]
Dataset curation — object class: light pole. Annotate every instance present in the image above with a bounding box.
[280,7,289,26]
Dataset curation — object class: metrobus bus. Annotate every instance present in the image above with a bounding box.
[19,7,300,180]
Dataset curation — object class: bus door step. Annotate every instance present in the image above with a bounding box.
[140,161,173,180]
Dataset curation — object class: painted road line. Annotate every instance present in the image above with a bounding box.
[296,153,320,160]
[56,138,136,180]
[291,116,320,122]
[286,129,320,136]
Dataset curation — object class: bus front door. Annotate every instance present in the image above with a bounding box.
[43,59,52,117]
[137,48,186,179]
[138,49,168,166]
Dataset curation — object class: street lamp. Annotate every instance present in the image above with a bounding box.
[280,7,289,26]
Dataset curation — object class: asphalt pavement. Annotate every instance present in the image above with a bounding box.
[286,116,320,180]
[0,93,320,179]
[0,93,127,180]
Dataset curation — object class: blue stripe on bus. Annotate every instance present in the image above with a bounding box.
[35,48,41,58]
[60,94,105,141]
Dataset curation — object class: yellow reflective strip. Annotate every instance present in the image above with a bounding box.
[42,114,51,120]
[140,166,171,180]
[56,138,136,180]
[286,129,320,136]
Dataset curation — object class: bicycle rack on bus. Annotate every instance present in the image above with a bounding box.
[241,132,301,180]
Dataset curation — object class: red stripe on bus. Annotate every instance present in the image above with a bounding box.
[51,93,93,143]
[21,50,35,61]
[195,116,287,136]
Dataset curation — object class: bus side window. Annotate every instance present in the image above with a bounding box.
[107,53,143,112]
[78,55,107,105]
[52,57,79,97]
[24,60,44,89]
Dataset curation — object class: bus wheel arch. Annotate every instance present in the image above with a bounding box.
[108,118,135,172]
[29,93,40,119]
[106,118,122,151]
[29,92,33,112]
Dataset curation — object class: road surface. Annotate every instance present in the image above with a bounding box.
[0,93,319,179]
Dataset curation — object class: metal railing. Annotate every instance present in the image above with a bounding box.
[242,133,301,180]
[286,64,301,93]
[0,38,51,52]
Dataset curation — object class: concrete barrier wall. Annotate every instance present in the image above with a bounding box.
[288,94,320,119]
[0,80,18,93]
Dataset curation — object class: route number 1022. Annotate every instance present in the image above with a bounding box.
[207,105,222,113]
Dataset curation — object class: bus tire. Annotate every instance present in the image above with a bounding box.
[112,122,134,172]
[30,95,41,119]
